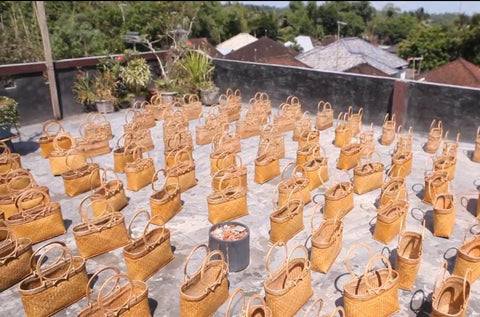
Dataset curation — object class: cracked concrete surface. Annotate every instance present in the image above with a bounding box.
[0,104,479,316]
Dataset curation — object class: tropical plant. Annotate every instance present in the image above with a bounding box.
[72,70,96,107]
[92,70,118,103]
[0,96,20,130]
[178,50,215,93]
[120,56,152,96]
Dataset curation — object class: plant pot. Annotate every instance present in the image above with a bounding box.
[160,92,177,105]
[208,221,250,272]
[129,95,146,108]
[95,99,115,113]
[201,87,220,106]
[0,125,12,139]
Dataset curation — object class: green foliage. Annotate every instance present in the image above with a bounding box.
[120,57,152,95]
[369,13,419,44]
[178,51,215,92]
[72,71,96,106]
[0,96,20,130]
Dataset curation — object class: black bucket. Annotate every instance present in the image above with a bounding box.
[208,221,250,272]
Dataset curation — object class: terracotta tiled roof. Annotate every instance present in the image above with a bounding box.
[225,37,299,63]
[188,38,223,58]
[344,63,389,77]
[257,54,310,68]
[415,58,480,88]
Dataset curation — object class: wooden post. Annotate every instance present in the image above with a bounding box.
[34,1,61,119]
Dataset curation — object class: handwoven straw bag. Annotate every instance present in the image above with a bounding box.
[19,241,88,317]
[285,95,303,119]
[337,143,362,170]
[323,171,354,220]
[353,151,384,195]
[84,112,113,139]
[7,189,66,244]
[293,111,312,141]
[433,192,456,238]
[379,166,407,207]
[77,266,151,317]
[211,155,247,191]
[277,163,311,206]
[124,118,155,152]
[453,221,480,284]
[431,261,471,317]
[90,168,128,215]
[214,128,242,154]
[149,93,172,120]
[473,126,480,162]
[225,289,273,317]
[0,227,32,292]
[395,125,413,154]
[61,151,101,197]
[210,150,236,176]
[195,112,216,145]
[253,91,272,115]
[373,198,409,244]
[395,221,424,290]
[207,174,248,224]
[423,159,450,205]
[334,112,353,148]
[48,132,86,176]
[358,123,376,159]
[269,192,304,243]
[165,148,197,192]
[76,123,111,158]
[254,146,280,184]
[425,119,444,154]
[0,142,22,175]
[380,113,396,146]
[236,109,263,139]
[264,243,313,316]
[273,103,296,132]
[297,142,319,166]
[298,129,320,149]
[113,134,135,173]
[346,106,363,136]
[180,245,229,317]
[343,243,400,317]
[390,149,412,178]
[441,131,461,159]
[165,141,193,168]
[125,147,156,191]
[150,169,182,223]
[316,100,334,131]
[182,93,203,120]
[134,100,156,128]
[302,145,329,191]
[219,93,241,122]
[434,154,457,181]
[123,210,174,281]
[259,125,285,159]
[38,120,71,158]
[72,199,129,259]
[310,203,343,273]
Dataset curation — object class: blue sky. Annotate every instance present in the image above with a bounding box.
[235,1,480,15]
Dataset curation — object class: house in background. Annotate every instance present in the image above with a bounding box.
[284,35,314,53]
[415,58,480,89]
[225,36,310,68]
[188,38,223,58]
[216,33,258,55]
[296,37,408,78]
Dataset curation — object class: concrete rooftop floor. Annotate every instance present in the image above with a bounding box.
[0,104,479,317]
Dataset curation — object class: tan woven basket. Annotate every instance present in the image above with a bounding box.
[207,174,248,224]
[324,171,354,220]
[293,111,312,141]
[334,112,352,148]
[431,261,471,317]
[302,146,329,191]
[373,199,408,244]
[61,152,100,197]
[180,245,229,317]
[210,151,236,176]
[48,133,86,176]
[380,113,396,146]
[264,243,313,316]
[310,203,343,273]
[0,228,32,292]
[90,168,128,215]
[434,155,457,181]
[353,152,384,194]
[396,222,424,290]
[124,210,174,281]
[343,243,400,317]
[269,198,304,244]
[337,143,362,170]
[346,106,363,137]
[150,169,182,223]
[425,119,443,154]
[453,221,480,284]
[211,155,247,191]
[165,148,197,192]
[19,241,88,317]
[125,147,156,191]
[433,193,456,238]
[473,127,480,162]
[277,163,311,206]
[182,94,203,120]
[254,151,280,184]
[390,150,412,178]
[316,100,334,131]
[423,167,449,205]
[259,125,285,159]
[38,120,72,158]
[379,166,407,207]
[77,266,151,317]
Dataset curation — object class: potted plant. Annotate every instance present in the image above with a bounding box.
[73,70,96,112]
[0,96,20,139]
[92,70,118,113]
[120,56,152,106]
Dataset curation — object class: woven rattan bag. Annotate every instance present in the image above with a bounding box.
[302,145,329,191]
[264,243,313,316]
[433,192,456,238]
[219,93,241,122]
[276,163,311,206]
[390,149,413,178]
[77,266,151,317]
[395,221,424,290]
[38,120,71,158]
[213,127,242,154]
[473,126,480,162]
[423,165,450,205]
[150,169,182,223]
[180,244,229,317]
[90,168,128,215]
[76,122,111,158]
[123,210,174,281]
[269,190,304,244]
[19,241,88,317]
[373,197,408,244]
[61,151,100,197]
[254,142,280,184]
[165,141,193,169]
[0,227,32,292]
[323,171,354,220]
[225,289,273,317]
[346,106,363,136]
[207,174,248,224]
[297,132,320,165]
[183,94,203,120]
[453,221,480,284]
[395,125,413,154]
[259,125,285,159]
[113,134,135,173]
[253,91,272,115]
[334,112,352,148]
[316,100,334,131]
[285,95,303,119]
[293,111,312,141]
[343,244,399,317]
[165,148,197,192]
[434,154,457,181]
[425,119,444,154]
[273,103,296,132]
[298,129,320,149]
[0,142,22,175]
[48,133,86,176]
[84,112,113,139]
[72,199,129,259]
[210,150,236,176]
[310,203,343,273]
[353,152,384,194]
[150,93,172,120]
[380,113,396,146]
[431,261,471,317]
[212,155,247,191]
[337,142,362,170]
[125,147,156,191]
[7,189,66,244]
[379,166,407,207]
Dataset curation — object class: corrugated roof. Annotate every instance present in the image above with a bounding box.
[296,37,407,76]
[415,58,480,88]
[216,33,258,51]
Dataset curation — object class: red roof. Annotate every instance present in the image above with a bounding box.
[257,54,310,68]
[188,38,223,58]
[226,37,297,61]
[415,58,480,88]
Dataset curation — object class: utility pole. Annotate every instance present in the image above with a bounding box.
[35,1,61,119]
[336,21,347,71]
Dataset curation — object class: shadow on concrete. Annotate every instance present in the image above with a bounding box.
[148,298,158,316]
[442,247,457,272]
[368,216,376,236]
[460,196,478,217]
[334,272,350,294]
[63,219,73,231]
[410,289,432,316]
[334,295,344,310]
